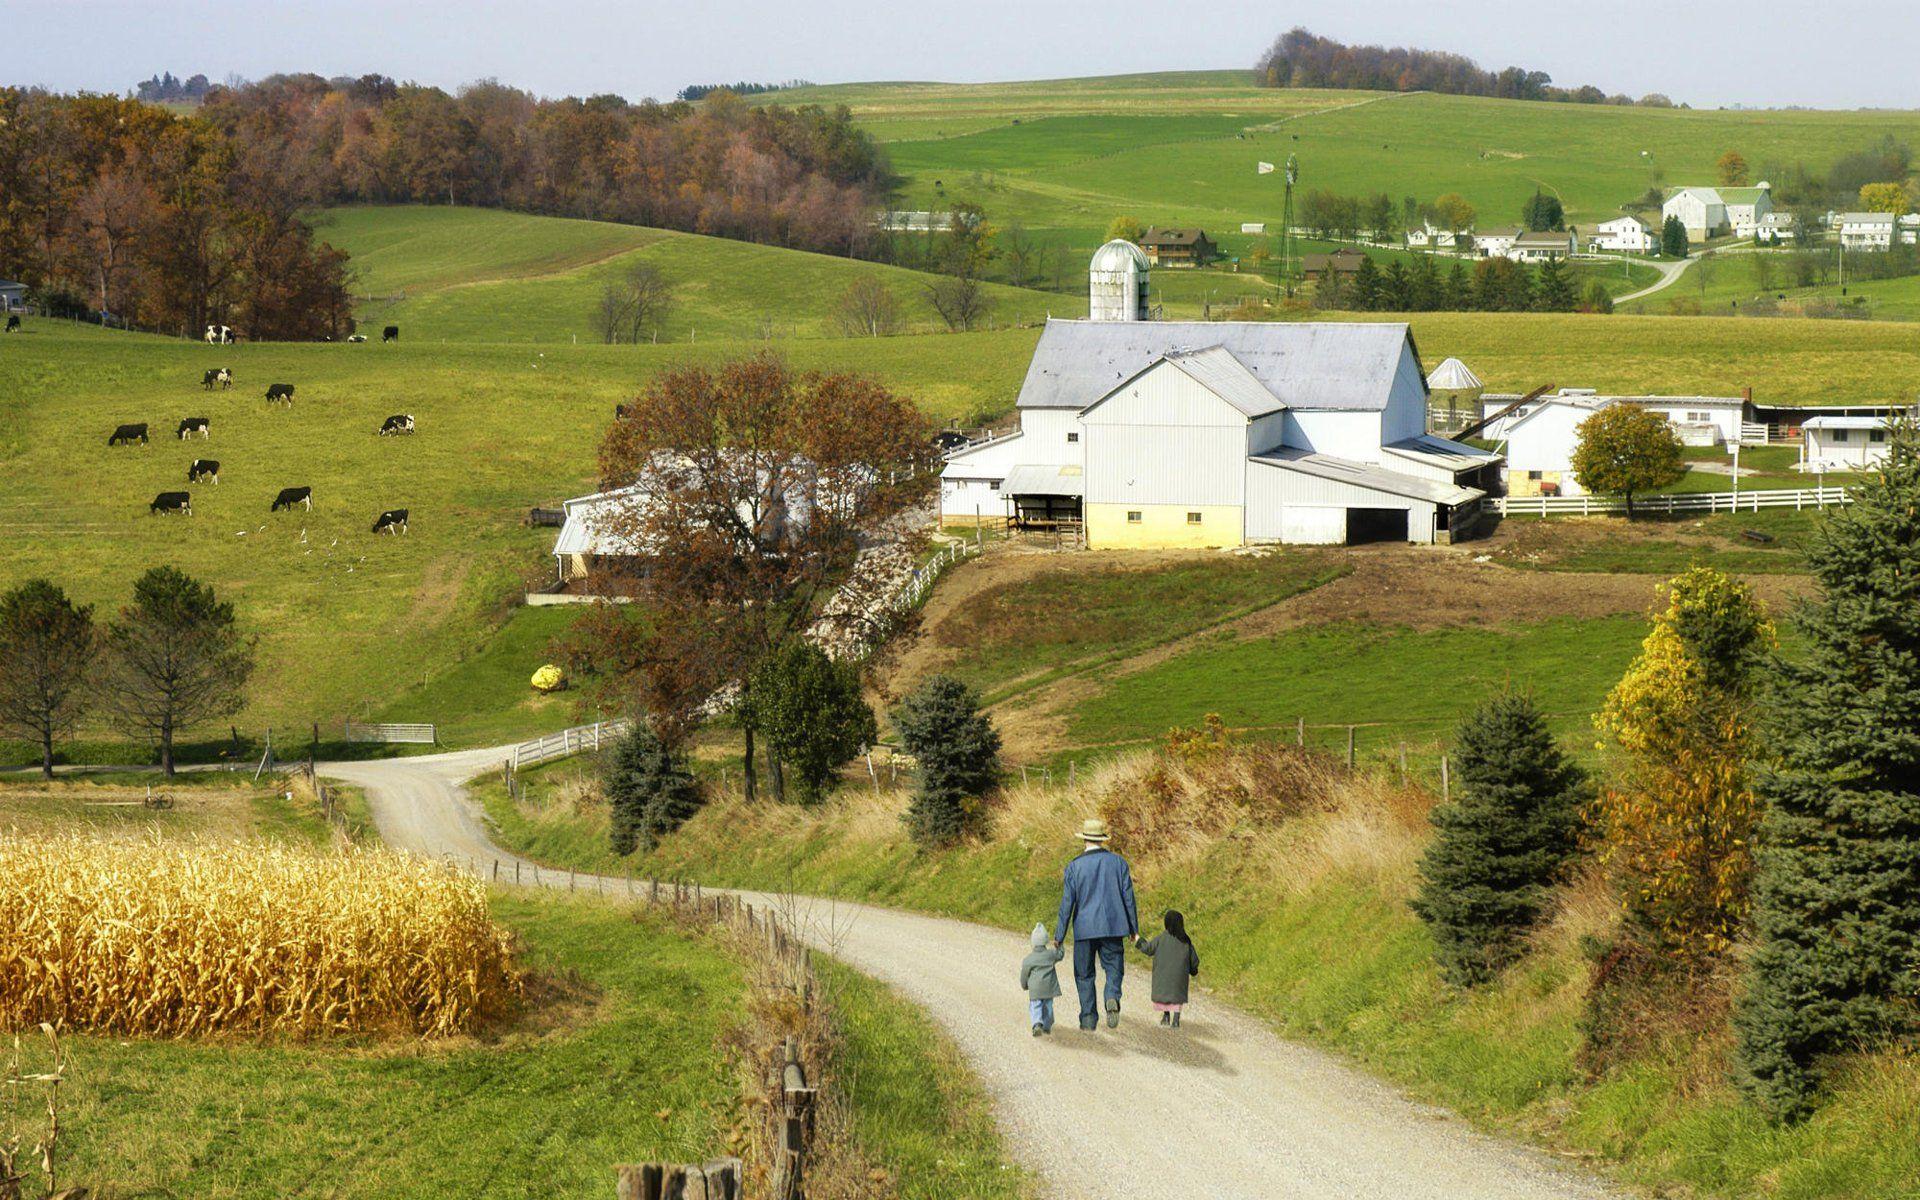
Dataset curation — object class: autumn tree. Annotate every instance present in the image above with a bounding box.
[1412,692,1586,987]
[1593,568,1772,959]
[1571,405,1685,516]
[580,355,933,800]
[894,675,1000,845]
[1430,192,1477,231]
[95,567,255,777]
[0,580,97,779]
[1105,215,1146,244]
[748,640,876,804]
[1717,150,1750,186]
[1737,428,1920,1119]
[591,262,675,344]
[834,274,902,337]
[1858,181,1907,214]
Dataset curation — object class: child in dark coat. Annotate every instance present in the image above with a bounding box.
[1132,910,1200,1028]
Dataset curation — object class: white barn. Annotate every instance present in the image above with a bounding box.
[1589,216,1656,254]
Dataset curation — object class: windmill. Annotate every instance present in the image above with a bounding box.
[1259,154,1301,294]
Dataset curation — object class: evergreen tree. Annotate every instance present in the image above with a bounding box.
[1736,429,1920,1119]
[1580,279,1615,313]
[750,641,877,804]
[1501,259,1537,311]
[1661,215,1690,259]
[1411,692,1586,987]
[1444,261,1472,310]
[1534,258,1577,311]
[605,723,704,854]
[95,567,254,777]
[893,675,1001,845]
[0,580,97,780]
[1350,255,1384,310]
[1408,254,1441,311]
[1381,260,1412,311]
[1522,189,1566,231]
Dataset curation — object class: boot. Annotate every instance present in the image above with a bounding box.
[1159,1011,1170,1026]
[1172,1011,1181,1028]
[1032,1024,1044,1037]
[1106,997,1120,1028]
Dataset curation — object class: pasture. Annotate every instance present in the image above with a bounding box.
[778,72,1920,268]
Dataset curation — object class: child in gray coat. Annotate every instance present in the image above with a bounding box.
[1019,922,1065,1036]
[1133,909,1200,1028]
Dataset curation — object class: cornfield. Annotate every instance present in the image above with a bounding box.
[0,835,522,1038]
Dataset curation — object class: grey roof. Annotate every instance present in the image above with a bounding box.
[1155,347,1286,418]
[1803,414,1890,430]
[1383,434,1502,473]
[1251,448,1484,506]
[1016,320,1416,413]
[1001,463,1084,496]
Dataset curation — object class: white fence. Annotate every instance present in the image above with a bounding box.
[343,720,437,744]
[897,541,978,610]
[1494,486,1851,517]
[512,719,631,770]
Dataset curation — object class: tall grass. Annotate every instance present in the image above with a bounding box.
[0,836,521,1038]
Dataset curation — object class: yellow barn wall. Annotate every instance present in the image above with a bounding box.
[1086,503,1243,549]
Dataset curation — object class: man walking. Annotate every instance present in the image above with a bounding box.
[1054,818,1138,1031]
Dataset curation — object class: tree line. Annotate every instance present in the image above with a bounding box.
[1413,427,1920,1121]
[134,72,215,104]
[194,74,893,259]
[0,88,353,340]
[676,81,812,101]
[1316,253,1610,315]
[1256,28,1676,108]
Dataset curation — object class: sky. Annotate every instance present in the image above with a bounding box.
[5,0,1916,111]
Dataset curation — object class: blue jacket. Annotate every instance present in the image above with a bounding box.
[1055,848,1138,943]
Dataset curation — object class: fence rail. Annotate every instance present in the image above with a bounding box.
[343,720,437,744]
[511,718,631,770]
[897,540,978,610]
[1494,485,1850,517]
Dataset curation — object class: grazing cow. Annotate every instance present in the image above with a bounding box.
[382,325,400,343]
[346,334,367,343]
[107,423,148,446]
[177,417,211,440]
[371,508,409,535]
[204,324,218,344]
[219,325,233,344]
[150,491,192,516]
[932,430,971,453]
[202,367,232,390]
[187,459,220,484]
[615,403,631,419]
[378,414,415,436]
[4,315,19,333]
[270,486,313,512]
[264,383,295,404]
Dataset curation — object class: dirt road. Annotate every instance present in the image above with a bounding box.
[323,746,1618,1200]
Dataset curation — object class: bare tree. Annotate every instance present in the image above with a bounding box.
[591,283,634,344]
[927,274,990,331]
[590,262,676,344]
[1000,220,1040,287]
[834,274,902,337]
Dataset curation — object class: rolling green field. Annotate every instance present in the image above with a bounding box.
[1624,248,1920,320]
[317,205,1061,343]
[778,72,1920,269]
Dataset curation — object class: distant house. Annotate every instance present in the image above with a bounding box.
[1663,184,1770,242]
[1472,227,1523,258]
[1588,216,1656,254]
[1509,229,1576,262]
[1803,415,1894,470]
[1839,212,1897,251]
[0,281,25,312]
[1300,249,1367,281]
[1742,212,1798,244]
[1138,227,1218,268]
[1904,214,1920,246]
[1482,388,1752,496]
[1406,221,1470,250]
[1720,185,1772,232]
[875,210,962,233]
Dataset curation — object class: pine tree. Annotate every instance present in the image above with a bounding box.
[893,675,1001,845]
[1408,254,1441,311]
[1350,255,1384,310]
[1662,215,1690,259]
[1522,190,1566,231]
[1736,429,1920,1120]
[1381,260,1412,310]
[1535,258,1577,311]
[1444,261,1471,311]
[605,723,704,854]
[1411,692,1586,987]
[750,641,877,804]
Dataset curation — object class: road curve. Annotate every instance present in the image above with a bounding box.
[322,745,1619,1200]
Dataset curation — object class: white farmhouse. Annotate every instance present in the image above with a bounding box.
[1482,389,1751,496]
[1721,183,1772,232]
[937,241,1503,547]
[1509,229,1577,262]
[1588,216,1656,254]
[1803,415,1894,470]
[1407,221,1470,250]
[1472,227,1522,258]
[1740,212,1797,243]
[1839,212,1897,251]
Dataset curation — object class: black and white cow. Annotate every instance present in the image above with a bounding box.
[378,414,415,436]
[150,491,192,516]
[107,423,148,446]
[264,383,295,404]
[187,459,219,484]
[371,508,409,534]
[270,486,313,512]
[177,417,210,440]
[382,325,400,343]
[204,324,218,344]
[201,367,232,390]
[4,315,19,333]
[346,334,367,343]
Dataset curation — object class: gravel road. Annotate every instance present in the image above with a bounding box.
[322,745,1620,1200]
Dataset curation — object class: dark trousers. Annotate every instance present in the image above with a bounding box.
[1073,936,1126,1027]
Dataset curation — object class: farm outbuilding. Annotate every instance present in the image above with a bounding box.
[0,280,26,312]
[1802,415,1894,470]
[939,244,1500,547]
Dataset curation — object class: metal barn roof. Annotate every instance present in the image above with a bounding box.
[1001,463,1085,496]
[1384,434,1502,472]
[1157,347,1287,418]
[1016,320,1415,413]
[1802,415,1891,430]
[1250,448,1484,506]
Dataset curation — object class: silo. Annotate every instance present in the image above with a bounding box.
[1088,239,1151,321]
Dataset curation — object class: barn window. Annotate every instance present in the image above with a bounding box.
[1126,511,1142,524]
[1186,512,1203,525]
[1871,429,1887,443]
[1832,430,1849,442]
[1527,470,1542,481]
[989,481,1002,491]
[1067,432,1079,443]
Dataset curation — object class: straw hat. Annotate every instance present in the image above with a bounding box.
[1077,818,1111,844]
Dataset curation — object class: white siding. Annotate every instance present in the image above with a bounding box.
[1284,410,1386,462]
[1499,404,1592,479]
[1245,461,1438,544]
[1381,349,1429,444]
[939,477,1008,520]
[1016,408,1085,460]
[1247,411,1288,455]
[1082,361,1249,507]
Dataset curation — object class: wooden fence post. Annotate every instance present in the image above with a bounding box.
[1297,716,1305,746]
[1346,725,1356,770]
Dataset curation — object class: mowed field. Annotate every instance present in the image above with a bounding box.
[317,205,1062,343]
[775,72,1920,264]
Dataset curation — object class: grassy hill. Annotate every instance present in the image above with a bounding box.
[315,205,1063,343]
[778,72,1920,267]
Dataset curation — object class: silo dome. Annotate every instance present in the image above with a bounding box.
[1088,238,1151,322]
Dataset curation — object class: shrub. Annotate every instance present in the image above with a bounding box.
[605,724,704,853]
[893,676,1000,845]
[751,642,876,805]
[1410,693,1586,987]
